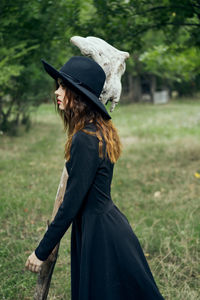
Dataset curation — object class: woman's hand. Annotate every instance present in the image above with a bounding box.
[25,251,44,273]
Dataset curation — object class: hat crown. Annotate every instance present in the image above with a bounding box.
[41,56,111,119]
[59,56,106,97]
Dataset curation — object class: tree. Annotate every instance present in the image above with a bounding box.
[83,0,200,101]
[0,0,81,133]
[139,44,200,85]
[90,0,200,47]
[1,0,200,131]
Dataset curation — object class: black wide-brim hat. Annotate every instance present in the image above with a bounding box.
[41,56,111,120]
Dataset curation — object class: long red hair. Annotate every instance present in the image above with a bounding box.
[54,82,122,164]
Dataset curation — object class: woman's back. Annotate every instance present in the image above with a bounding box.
[66,122,164,300]
[66,122,115,216]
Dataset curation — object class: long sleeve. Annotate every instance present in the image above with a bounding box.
[35,130,100,261]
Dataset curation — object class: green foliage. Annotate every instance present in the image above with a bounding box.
[140,45,200,82]
[88,0,200,49]
[0,0,81,133]
[1,0,200,133]
[85,0,200,97]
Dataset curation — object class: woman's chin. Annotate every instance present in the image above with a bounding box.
[58,104,65,110]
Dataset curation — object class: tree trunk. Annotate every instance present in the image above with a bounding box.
[132,75,142,102]
[34,164,68,300]
[150,75,156,103]
[127,73,135,101]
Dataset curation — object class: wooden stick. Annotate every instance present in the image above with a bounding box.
[34,164,68,300]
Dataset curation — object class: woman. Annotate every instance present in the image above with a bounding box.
[25,56,164,300]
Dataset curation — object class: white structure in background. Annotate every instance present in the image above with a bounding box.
[70,36,130,112]
[153,90,169,104]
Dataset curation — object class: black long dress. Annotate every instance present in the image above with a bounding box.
[35,122,164,300]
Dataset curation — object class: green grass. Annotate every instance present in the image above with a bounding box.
[0,100,200,299]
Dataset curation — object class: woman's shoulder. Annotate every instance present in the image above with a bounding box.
[72,125,98,147]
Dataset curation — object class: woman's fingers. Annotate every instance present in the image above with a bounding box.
[33,262,41,273]
[25,251,44,273]
[26,261,33,272]
[25,260,28,268]
[32,264,38,273]
[26,261,40,273]
[35,265,41,273]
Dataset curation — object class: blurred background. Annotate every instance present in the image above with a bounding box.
[1,0,200,133]
[0,1,200,300]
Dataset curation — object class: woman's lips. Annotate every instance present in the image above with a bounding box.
[57,100,62,104]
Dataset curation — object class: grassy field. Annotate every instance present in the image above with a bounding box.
[0,100,200,300]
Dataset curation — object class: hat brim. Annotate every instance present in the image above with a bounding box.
[41,59,111,120]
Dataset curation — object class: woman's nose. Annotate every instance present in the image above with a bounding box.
[54,89,59,96]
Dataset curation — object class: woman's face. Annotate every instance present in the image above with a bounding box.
[54,78,68,110]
